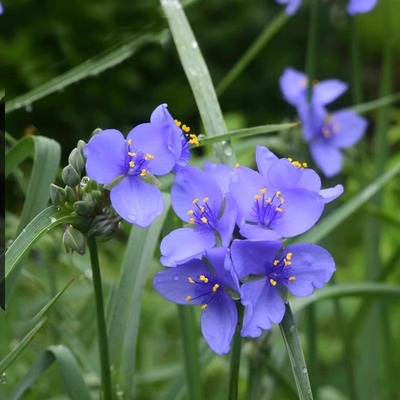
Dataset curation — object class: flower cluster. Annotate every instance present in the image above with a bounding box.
[277,0,378,16]
[83,104,198,227]
[154,145,340,354]
[280,67,367,177]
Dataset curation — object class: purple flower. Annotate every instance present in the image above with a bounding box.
[153,247,240,354]
[160,166,237,266]
[150,104,199,168]
[231,239,335,337]
[280,67,367,177]
[348,0,378,15]
[276,0,378,16]
[0,3,3,15]
[84,122,180,227]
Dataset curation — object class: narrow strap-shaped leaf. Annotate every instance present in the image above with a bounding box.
[5,135,34,179]
[198,122,298,147]
[292,283,400,313]
[293,161,400,244]
[4,206,82,284]
[350,91,400,114]
[160,0,236,166]
[107,194,171,396]
[0,319,47,374]
[9,345,92,400]
[6,32,168,114]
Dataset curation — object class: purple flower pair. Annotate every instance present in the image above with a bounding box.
[84,104,195,227]
[280,67,367,177]
[277,0,378,16]
[154,239,335,353]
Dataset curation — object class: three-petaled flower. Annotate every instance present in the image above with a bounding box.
[280,67,367,177]
[84,119,181,227]
[153,247,240,354]
[231,239,335,337]
[229,145,343,240]
[160,165,237,266]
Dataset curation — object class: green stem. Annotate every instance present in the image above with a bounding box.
[227,302,244,400]
[305,0,319,101]
[216,11,289,96]
[279,302,313,400]
[88,236,113,400]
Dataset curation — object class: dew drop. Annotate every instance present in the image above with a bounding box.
[84,269,93,279]
[25,103,33,112]
[49,217,57,224]
[289,325,296,333]
[22,228,26,233]
[191,41,198,49]
[302,367,308,374]
[128,214,137,222]
[224,147,233,156]
[0,373,7,384]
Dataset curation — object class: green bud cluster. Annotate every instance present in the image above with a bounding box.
[51,138,122,255]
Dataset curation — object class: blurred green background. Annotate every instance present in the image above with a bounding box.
[2,0,400,399]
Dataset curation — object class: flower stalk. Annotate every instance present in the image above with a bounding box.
[227,302,244,400]
[88,236,113,400]
[279,302,313,400]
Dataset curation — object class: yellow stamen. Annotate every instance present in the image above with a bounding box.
[292,161,302,168]
[254,195,261,201]
[129,161,135,168]
[199,275,209,283]
[203,197,209,203]
[270,279,277,286]
[280,198,285,204]
[201,217,208,224]
[302,162,308,168]
[145,153,155,160]
[275,207,283,213]
[140,169,147,176]
[127,139,132,145]
[260,188,267,194]
[273,260,279,266]
[188,277,195,284]
[201,304,208,310]
[189,134,199,147]
[182,124,190,133]
[234,163,240,168]
[212,284,220,292]
[200,206,205,213]
[286,253,293,260]
[275,191,281,198]
[287,157,293,162]
[185,296,192,301]
[192,198,199,204]
[284,259,292,267]
[128,151,136,157]
[288,276,296,281]
[189,218,195,225]
[175,119,182,127]
[266,197,272,203]
[187,209,194,215]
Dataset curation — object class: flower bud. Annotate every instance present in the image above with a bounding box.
[73,200,94,216]
[62,164,81,187]
[68,148,85,175]
[88,214,121,240]
[63,225,86,255]
[77,140,86,155]
[50,184,66,206]
[65,186,76,203]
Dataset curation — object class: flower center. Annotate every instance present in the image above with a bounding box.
[175,119,199,147]
[185,273,220,310]
[267,252,296,286]
[186,197,217,230]
[251,188,285,228]
[321,116,340,139]
[126,138,155,177]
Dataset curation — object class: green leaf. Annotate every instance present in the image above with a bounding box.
[9,345,92,400]
[160,0,236,166]
[0,319,47,375]
[292,161,400,244]
[4,206,82,289]
[198,122,298,147]
[5,32,168,114]
[292,283,400,313]
[107,194,171,397]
